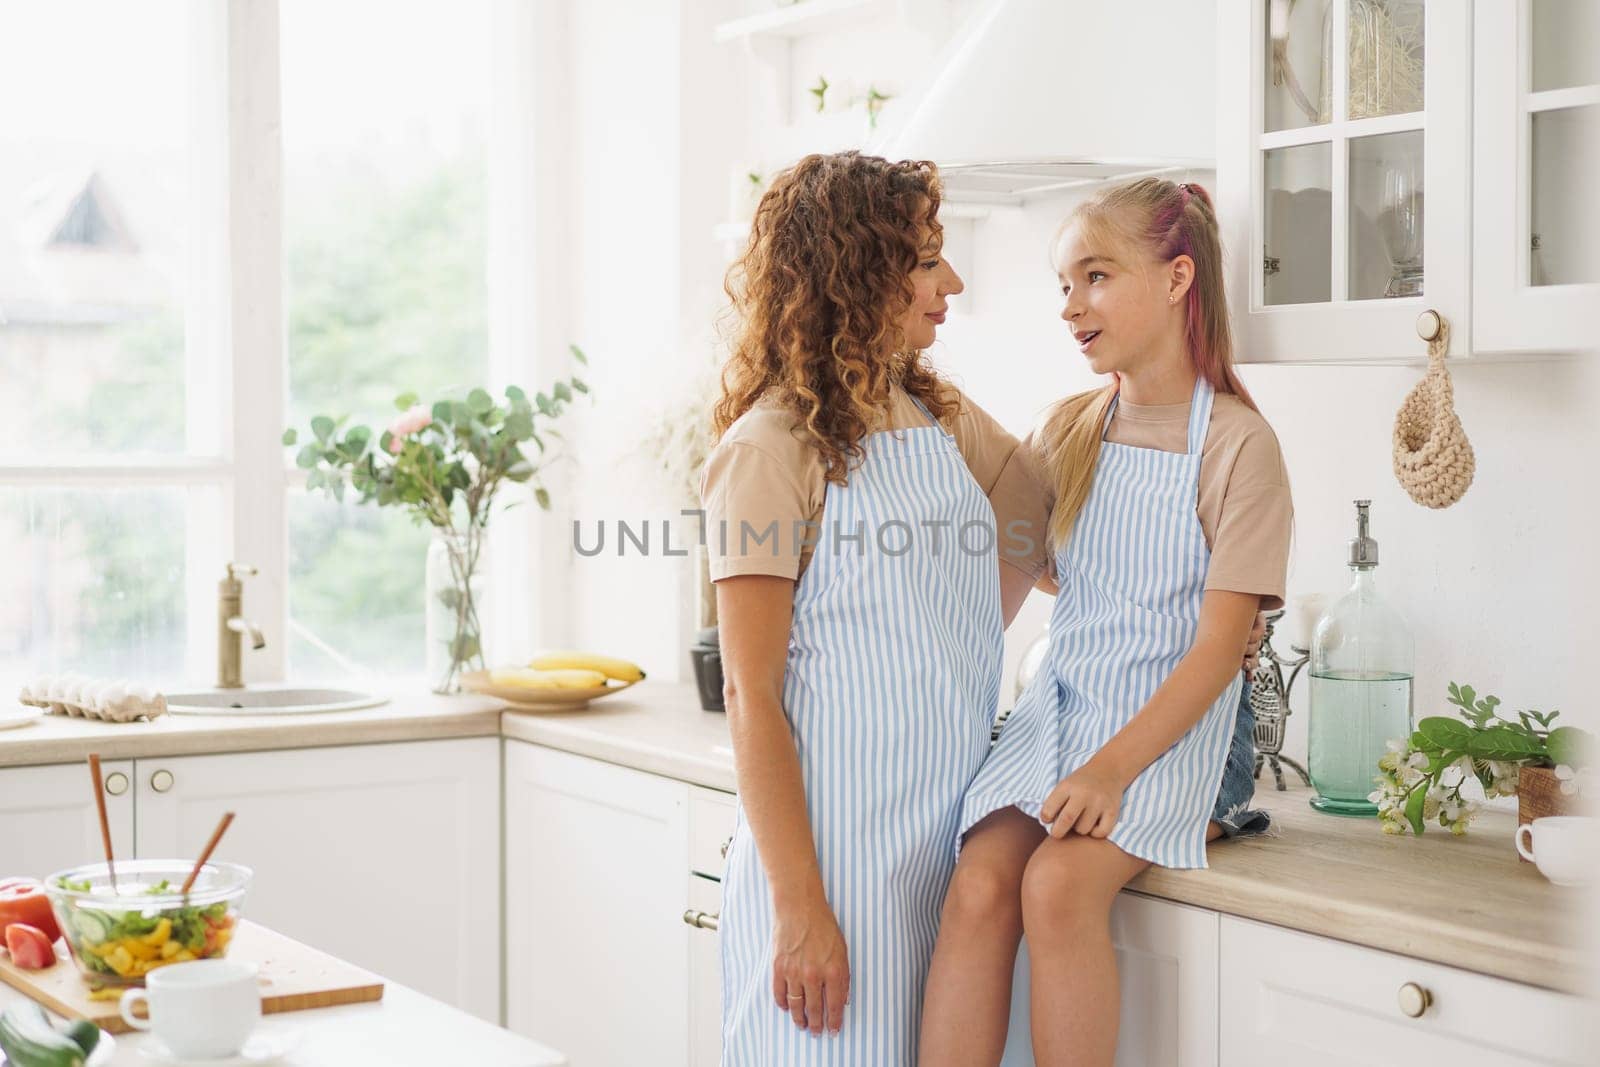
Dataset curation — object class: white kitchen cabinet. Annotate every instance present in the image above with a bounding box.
[1219,0,1471,363]
[1219,914,1598,1065]
[1472,0,1600,354]
[685,873,723,1067]
[133,739,501,1023]
[684,785,736,1066]
[1000,892,1220,1067]
[505,742,690,1067]
[0,760,134,880]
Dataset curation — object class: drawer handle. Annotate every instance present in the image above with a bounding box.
[682,908,720,932]
[719,835,733,859]
[1397,982,1432,1018]
[149,770,174,793]
[104,772,129,797]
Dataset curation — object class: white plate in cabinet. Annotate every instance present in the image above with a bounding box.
[1218,0,1471,364]
[1219,915,1598,1065]
[688,786,737,881]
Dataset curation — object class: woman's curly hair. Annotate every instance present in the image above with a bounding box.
[712,151,960,484]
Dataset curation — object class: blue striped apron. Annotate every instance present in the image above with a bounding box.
[720,395,1004,1065]
[959,377,1241,870]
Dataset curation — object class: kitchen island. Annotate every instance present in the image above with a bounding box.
[0,970,566,1066]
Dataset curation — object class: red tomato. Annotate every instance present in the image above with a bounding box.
[4,922,57,969]
[0,879,61,944]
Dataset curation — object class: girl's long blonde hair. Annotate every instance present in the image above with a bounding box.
[1041,178,1257,548]
[712,151,959,484]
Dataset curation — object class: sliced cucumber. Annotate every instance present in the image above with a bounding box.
[69,908,110,943]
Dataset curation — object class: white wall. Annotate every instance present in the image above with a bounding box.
[556,1,1599,756]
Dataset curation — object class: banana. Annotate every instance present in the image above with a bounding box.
[528,650,646,683]
[490,667,608,690]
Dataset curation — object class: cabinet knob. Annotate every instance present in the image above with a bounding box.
[682,908,720,932]
[719,835,733,859]
[1397,981,1432,1018]
[1415,309,1444,343]
[149,769,175,794]
[103,772,129,797]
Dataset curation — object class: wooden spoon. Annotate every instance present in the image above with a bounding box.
[86,753,117,892]
[180,812,236,896]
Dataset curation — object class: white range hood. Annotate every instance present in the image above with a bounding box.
[880,0,1217,204]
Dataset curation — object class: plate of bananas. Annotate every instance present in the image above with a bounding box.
[463,651,646,710]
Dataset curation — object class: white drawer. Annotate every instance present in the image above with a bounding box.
[1220,915,1597,1065]
[689,786,738,880]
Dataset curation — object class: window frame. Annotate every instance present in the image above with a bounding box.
[0,0,552,687]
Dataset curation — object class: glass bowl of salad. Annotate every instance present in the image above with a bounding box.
[44,859,252,985]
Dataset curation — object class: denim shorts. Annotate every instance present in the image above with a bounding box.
[1211,681,1271,838]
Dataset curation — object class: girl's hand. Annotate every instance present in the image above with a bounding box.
[1040,763,1128,839]
[771,898,850,1036]
[1243,611,1267,674]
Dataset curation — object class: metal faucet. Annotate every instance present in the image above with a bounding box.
[218,562,265,689]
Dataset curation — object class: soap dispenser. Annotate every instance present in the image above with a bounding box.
[1307,500,1415,816]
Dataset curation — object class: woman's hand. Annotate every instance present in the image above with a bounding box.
[771,898,850,1036]
[1040,763,1129,839]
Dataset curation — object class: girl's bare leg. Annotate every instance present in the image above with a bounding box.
[1020,835,1151,1067]
[918,807,1044,1066]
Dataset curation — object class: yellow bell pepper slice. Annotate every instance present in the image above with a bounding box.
[140,918,172,947]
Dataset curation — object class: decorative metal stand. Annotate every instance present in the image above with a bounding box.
[1251,609,1313,790]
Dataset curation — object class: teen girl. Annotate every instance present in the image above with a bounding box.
[919,178,1293,1067]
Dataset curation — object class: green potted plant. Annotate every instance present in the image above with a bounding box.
[1370,682,1594,835]
[286,351,590,693]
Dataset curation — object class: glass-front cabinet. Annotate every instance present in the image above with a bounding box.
[1472,0,1600,354]
[1220,1,1470,363]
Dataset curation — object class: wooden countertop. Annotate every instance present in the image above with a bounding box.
[505,687,1594,995]
[5,681,1591,994]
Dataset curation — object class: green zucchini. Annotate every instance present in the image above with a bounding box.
[61,1020,100,1057]
[0,1002,86,1067]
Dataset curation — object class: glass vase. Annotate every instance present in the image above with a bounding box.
[1308,503,1414,816]
[425,528,487,694]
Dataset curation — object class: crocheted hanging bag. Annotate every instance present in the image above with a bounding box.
[1393,315,1474,509]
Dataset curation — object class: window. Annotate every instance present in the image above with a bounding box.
[1,0,523,695]
[280,0,492,676]
[0,0,216,696]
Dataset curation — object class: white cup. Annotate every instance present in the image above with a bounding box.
[1515,816,1600,887]
[120,959,261,1059]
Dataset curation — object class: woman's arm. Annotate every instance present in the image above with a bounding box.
[717,574,850,1035]
[1040,589,1260,837]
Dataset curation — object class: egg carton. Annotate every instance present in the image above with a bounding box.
[18,674,168,722]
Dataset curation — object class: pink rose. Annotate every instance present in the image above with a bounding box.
[386,404,432,453]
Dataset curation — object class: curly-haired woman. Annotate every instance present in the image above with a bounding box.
[700,152,1266,1064]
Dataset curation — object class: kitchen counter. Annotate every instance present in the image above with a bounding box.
[0,686,505,769]
[0,968,565,1066]
[4,681,1591,994]
[500,685,1593,996]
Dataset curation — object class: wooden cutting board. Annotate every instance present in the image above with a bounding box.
[0,920,384,1033]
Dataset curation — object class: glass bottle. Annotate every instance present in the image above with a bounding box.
[1307,500,1415,815]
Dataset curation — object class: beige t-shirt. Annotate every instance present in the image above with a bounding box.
[1005,392,1293,610]
[700,386,1043,581]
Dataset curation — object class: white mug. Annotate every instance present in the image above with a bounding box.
[1515,815,1600,887]
[120,959,261,1059]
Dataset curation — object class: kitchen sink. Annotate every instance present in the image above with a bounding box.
[164,687,389,716]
